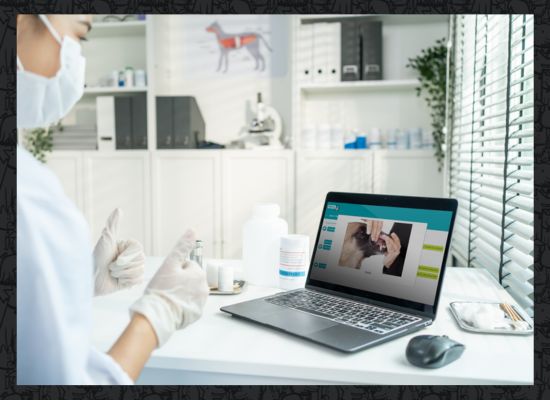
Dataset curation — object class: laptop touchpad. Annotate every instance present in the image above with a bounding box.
[265,309,337,335]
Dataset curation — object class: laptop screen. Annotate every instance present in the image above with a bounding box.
[308,201,454,307]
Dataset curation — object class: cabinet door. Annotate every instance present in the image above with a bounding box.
[373,150,443,197]
[151,151,221,258]
[46,151,84,211]
[83,152,151,252]
[296,150,372,249]
[222,151,294,259]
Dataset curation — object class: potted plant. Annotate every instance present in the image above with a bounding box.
[23,122,63,163]
[407,38,447,171]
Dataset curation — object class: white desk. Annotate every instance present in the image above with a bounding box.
[92,258,533,385]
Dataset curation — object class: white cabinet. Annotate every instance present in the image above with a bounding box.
[46,152,84,211]
[45,148,442,261]
[373,150,443,197]
[83,152,151,252]
[296,150,373,247]
[151,151,221,257]
[222,150,295,259]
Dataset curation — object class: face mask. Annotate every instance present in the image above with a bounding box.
[17,14,86,129]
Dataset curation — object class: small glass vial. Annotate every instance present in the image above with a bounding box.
[190,240,204,269]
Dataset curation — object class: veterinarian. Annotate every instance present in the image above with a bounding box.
[17,14,209,384]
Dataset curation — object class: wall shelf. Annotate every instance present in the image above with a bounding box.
[89,20,147,38]
[84,86,148,94]
[299,79,420,94]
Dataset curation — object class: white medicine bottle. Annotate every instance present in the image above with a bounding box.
[242,203,288,287]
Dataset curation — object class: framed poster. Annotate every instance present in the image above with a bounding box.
[180,15,289,77]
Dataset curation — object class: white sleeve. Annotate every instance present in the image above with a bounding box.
[17,147,134,385]
[83,348,134,385]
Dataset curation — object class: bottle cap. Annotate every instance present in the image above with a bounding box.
[253,203,280,218]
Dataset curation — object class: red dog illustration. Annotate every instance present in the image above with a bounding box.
[206,21,272,72]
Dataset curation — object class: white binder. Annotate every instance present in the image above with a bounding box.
[297,24,314,83]
[96,96,116,151]
[326,23,341,83]
[312,23,331,83]
[312,23,341,83]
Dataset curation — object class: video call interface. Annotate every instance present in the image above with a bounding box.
[309,202,453,306]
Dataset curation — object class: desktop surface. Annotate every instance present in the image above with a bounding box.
[91,257,533,385]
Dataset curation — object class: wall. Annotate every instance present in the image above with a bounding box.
[152,15,292,146]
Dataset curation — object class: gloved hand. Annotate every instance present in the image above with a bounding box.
[93,208,146,296]
[129,230,209,347]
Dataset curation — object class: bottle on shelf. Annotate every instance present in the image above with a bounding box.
[330,124,344,149]
[317,123,331,149]
[386,128,398,150]
[355,130,367,149]
[301,124,316,149]
[368,128,381,149]
[344,128,357,149]
[124,66,134,87]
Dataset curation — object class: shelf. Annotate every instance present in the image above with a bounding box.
[89,20,146,38]
[299,15,449,25]
[299,79,419,94]
[84,86,148,94]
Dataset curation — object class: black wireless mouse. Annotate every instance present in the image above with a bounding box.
[406,335,465,369]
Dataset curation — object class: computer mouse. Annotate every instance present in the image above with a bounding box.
[406,335,465,369]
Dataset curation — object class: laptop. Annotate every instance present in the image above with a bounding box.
[221,192,458,352]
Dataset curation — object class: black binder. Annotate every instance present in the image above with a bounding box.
[156,97,174,149]
[341,21,360,81]
[360,21,383,80]
[115,97,132,149]
[156,96,205,149]
[131,93,148,149]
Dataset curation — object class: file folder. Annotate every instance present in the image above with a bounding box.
[312,23,331,83]
[297,24,314,83]
[131,93,148,149]
[341,20,360,81]
[360,21,383,80]
[326,22,341,83]
[115,97,132,149]
[96,96,116,151]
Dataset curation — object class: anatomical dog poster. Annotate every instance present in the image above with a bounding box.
[180,15,288,77]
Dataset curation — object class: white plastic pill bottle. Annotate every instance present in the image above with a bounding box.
[279,234,310,290]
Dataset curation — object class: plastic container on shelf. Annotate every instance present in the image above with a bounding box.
[368,128,382,149]
[124,66,134,87]
[410,127,423,149]
[301,124,316,149]
[386,128,398,149]
[355,132,367,149]
[135,69,147,87]
[118,70,125,87]
[330,124,344,149]
[396,129,410,149]
[317,123,331,149]
[422,128,434,149]
[344,129,357,149]
[242,203,288,288]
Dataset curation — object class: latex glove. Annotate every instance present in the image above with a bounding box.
[381,232,401,269]
[93,208,146,296]
[129,230,209,347]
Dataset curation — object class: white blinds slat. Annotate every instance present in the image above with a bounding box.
[448,14,534,315]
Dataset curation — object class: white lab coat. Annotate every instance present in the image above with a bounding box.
[17,146,132,384]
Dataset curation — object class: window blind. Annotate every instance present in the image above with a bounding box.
[448,15,534,316]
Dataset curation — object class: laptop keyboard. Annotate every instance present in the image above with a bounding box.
[266,290,422,335]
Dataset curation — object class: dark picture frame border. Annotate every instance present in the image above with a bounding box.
[0,1,546,398]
